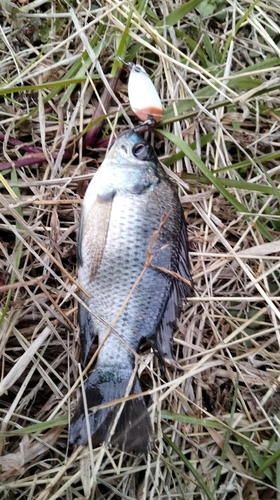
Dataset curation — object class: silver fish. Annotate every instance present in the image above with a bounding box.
[69,130,192,454]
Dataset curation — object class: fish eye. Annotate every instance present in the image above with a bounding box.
[132,143,154,161]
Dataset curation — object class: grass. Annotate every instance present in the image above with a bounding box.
[0,0,280,498]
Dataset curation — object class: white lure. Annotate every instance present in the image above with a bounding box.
[127,64,163,123]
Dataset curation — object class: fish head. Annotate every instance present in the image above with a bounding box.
[106,130,158,165]
[80,130,163,258]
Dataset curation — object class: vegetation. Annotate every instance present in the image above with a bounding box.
[0,0,280,498]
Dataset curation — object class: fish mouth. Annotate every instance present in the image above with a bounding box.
[132,141,155,161]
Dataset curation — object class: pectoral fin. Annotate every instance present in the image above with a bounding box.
[77,188,116,365]
[81,189,115,280]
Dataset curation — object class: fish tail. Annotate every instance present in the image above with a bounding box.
[69,368,154,454]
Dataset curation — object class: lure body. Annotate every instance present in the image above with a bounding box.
[128,64,163,122]
[69,130,192,453]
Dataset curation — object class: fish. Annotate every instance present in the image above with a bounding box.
[69,129,192,454]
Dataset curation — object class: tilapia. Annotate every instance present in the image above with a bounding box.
[69,130,192,454]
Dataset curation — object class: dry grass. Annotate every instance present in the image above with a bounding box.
[1,0,280,498]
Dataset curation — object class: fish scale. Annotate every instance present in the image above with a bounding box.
[69,130,192,453]
[84,195,174,363]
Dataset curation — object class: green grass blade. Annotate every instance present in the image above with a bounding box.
[181,173,280,196]
[160,130,249,212]
[216,150,280,173]
[159,129,273,241]
[221,0,261,63]
[112,5,134,76]
[164,434,216,500]
[12,22,105,128]
[163,133,214,167]
[0,416,68,437]
[213,374,239,491]
[256,447,280,478]
[157,0,205,27]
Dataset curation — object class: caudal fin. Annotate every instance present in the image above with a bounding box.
[69,368,154,454]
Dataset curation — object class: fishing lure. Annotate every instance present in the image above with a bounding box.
[118,58,163,123]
